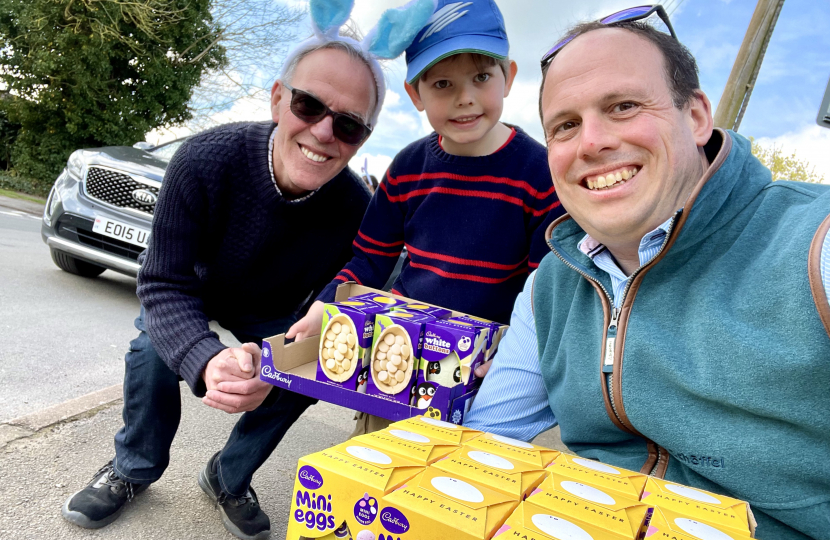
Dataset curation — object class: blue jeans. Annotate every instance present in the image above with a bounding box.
[112,308,314,496]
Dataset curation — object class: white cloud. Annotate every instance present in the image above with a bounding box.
[502,78,544,143]
[146,94,271,145]
[384,89,402,108]
[349,152,394,181]
[755,124,830,183]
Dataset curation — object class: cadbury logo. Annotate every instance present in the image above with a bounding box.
[380,508,409,534]
[298,466,323,489]
[261,365,291,387]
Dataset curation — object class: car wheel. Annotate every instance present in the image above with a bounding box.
[50,249,106,278]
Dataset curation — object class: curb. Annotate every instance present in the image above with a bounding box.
[0,384,123,448]
[0,194,46,216]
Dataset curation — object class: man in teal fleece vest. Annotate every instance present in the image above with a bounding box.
[464,15,830,540]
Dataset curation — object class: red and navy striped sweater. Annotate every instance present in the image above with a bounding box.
[317,127,563,323]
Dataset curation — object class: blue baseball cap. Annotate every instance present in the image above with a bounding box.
[405,0,509,84]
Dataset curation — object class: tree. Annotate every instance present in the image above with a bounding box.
[185,0,305,130]
[0,0,227,182]
[750,137,826,184]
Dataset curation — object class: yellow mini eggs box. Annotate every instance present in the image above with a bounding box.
[465,433,560,469]
[377,467,519,540]
[640,477,755,537]
[547,453,649,501]
[388,415,482,445]
[491,473,651,540]
[286,441,423,540]
[351,427,459,466]
[645,506,755,540]
[431,447,547,501]
[493,500,627,540]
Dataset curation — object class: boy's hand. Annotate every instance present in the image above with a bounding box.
[475,360,492,378]
[286,301,325,341]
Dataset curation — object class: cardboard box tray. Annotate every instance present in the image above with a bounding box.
[259,283,481,423]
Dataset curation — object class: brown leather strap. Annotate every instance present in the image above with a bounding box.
[808,214,830,339]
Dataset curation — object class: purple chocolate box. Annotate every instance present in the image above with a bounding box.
[315,300,384,392]
[419,319,489,393]
[364,310,437,405]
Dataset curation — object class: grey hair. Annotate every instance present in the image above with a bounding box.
[281,26,380,121]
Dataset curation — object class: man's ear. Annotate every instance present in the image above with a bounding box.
[404,81,425,112]
[503,60,518,98]
[271,79,285,123]
[686,89,714,147]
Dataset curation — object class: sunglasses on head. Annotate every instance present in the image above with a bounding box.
[540,4,677,70]
[284,83,372,146]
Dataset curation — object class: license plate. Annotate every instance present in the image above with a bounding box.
[92,217,150,248]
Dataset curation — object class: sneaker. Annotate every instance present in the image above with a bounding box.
[198,452,271,540]
[61,461,149,528]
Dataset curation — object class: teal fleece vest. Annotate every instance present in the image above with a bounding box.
[533,131,830,540]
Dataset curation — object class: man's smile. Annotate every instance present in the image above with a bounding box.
[583,166,640,190]
[299,144,332,163]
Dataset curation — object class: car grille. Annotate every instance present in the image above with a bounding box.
[85,167,159,217]
[56,214,144,262]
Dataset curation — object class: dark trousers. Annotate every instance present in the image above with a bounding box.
[112,308,314,496]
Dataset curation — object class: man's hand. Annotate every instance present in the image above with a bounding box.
[202,345,257,392]
[475,359,492,378]
[202,343,271,413]
[286,300,325,341]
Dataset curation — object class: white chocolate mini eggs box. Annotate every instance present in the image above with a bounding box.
[420,318,490,393]
[451,316,509,361]
[367,311,436,404]
[286,441,424,540]
[317,300,387,391]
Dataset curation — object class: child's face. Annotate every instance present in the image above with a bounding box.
[406,54,515,155]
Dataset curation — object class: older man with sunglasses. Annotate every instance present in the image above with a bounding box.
[61,39,378,540]
[466,6,830,539]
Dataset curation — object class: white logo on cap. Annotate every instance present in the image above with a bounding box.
[420,2,473,42]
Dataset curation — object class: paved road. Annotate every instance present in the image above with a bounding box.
[0,210,141,422]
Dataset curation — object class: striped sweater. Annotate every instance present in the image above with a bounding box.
[317,127,563,323]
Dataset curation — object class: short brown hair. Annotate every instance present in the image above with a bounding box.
[415,53,511,91]
[539,21,700,122]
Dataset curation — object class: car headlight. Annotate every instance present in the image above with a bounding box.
[65,151,85,179]
[44,186,61,226]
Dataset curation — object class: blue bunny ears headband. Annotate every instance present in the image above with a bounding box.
[280,0,436,128]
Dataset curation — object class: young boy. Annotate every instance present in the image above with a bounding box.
[287,0,564,431]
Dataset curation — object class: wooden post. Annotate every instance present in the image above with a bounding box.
[713,0,785,131]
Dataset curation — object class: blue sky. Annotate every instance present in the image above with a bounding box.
[150,0,830,180]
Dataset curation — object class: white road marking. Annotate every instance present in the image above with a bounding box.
[0,210,41,220]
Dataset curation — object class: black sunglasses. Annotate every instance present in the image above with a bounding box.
[540,4,677,70]
[284,83,372,146]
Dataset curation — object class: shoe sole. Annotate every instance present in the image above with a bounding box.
[198,467,270,540]
[61,490,125,529]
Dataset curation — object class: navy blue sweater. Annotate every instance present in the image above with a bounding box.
[318,127,563,323]
[137,121,371,394]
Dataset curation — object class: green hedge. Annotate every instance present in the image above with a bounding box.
[0,171,53,198]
